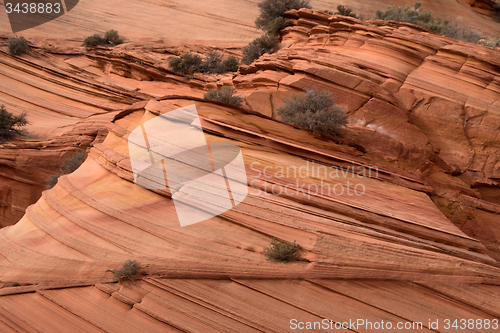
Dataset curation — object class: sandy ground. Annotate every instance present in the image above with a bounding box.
[0,0,499,43]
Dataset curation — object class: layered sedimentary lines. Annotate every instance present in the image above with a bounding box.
[236,9,500,260]
[0,47,141,138]
[0,7,500,333]
[0,44,145,227]
[0,0,261,41]
[1,0,499,40]
[0,279,498,332]
[1,98,500,288]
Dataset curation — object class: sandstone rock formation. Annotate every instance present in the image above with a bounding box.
[0,6,499,333]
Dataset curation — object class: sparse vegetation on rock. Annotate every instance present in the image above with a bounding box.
[494,2,500,21]
[0,105,27,144]
[255,0,311,32]
[335,5,357,18]
[8,37,29,55]
[104,29,123,45]
[241,34,280,65]
[222,55,240,72]
[83,29,124,47]
[477,37,500,48]
[242,0,307,66]
[200,51,240,74]
[45,151,87,189]
[374,2,481,43]
[266,17,290,36]
[277,88,348,136]
[169,53,203,74]
[113,260,141,281]
[263,239,301,262]
[170,51,239,74]
[203,86,244,107]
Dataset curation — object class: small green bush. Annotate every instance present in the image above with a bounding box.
[277,89,348,136]
[200,51,227,74]
[0,105,27,143]
[263,239,301,262]
[203,87,244,107]
[335,5,357,18]
[477,37,500,48]
[114,260,141,281]
[82,34,106,47]
[83,30,124,47]
[45,151,87,189]
[266,17,290,36]
[169,53,202,74]
[104,29,123,45]
[8,37,29,55]
[222,56,240,72]
[205,51,225,73]
[241,34,280,65]
[256,0,311,32]
[494,3,500,22]
[45,174,60,189]
[169,52,239,74]
[374,2,481,43]
[61,151,87,174]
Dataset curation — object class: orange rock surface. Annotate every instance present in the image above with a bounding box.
[0,4,500,332]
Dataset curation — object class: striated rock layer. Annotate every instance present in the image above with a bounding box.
[0,8,499,333]
[236,9,500,261]
[0,96,499,331]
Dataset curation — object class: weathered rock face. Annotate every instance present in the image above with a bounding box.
[0,97,499,331]
[0,44,151,226]
[231,9,500,260]
[1,0,499,41]
[0,118,109,227]
[1,6,500,332]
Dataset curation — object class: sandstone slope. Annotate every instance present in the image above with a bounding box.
[0,7,499,333]
[1,0,499,42]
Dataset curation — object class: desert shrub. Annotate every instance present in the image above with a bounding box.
[0,105,27,143]
[45,174,60,189]
[266,17,290,36]
[223,56,240,72]
[477,37,500,48]
[494,3,500,21]
[263,239,301,262]
[61,151,87,174]
[169,53,203,74]
[323,10,334,15]
[374,2,482,43]
[200,51,225,74]
[113,260,141,281]
[7,37,29,55]
[45,151,87,189]
[104,29,123,45]
[203,87,244,107]
[83,30,124,47]
[170,52,239,74]
[277,88,348,136]
[335,5,357,18]
[82,34,106,47]
[255,0,311,31]
[241,34,280,65]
